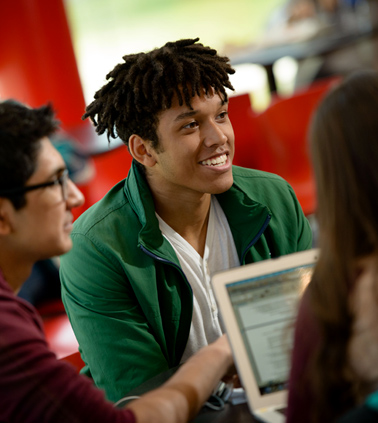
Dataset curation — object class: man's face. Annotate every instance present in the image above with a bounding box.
[9,137,84,261]
[146,91,235,200]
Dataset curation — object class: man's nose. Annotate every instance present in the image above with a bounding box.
[203,121,228,147]
[66,179,85,209]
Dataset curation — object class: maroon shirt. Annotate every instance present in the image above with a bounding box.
[286,288,320,423]
[0,270,136,423]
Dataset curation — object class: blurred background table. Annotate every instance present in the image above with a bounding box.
[231,10,378,91]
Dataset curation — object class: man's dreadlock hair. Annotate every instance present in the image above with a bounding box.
[83,38,235,154]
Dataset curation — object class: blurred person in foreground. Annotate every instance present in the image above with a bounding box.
[0,100,235,423]
[287,70,378,422]
[59,37,312,401]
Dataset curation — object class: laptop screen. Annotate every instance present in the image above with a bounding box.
[225,264,314,396]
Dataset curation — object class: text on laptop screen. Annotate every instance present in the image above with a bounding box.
[226,264,314,395]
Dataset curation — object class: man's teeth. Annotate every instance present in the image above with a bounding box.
[200,154,227,166]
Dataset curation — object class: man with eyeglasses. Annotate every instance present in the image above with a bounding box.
[0,101,83,263]
[0,99,236,423]
[1,168,69,200]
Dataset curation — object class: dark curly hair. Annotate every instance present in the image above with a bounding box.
[0,100,60,209]
[83,38,235,160]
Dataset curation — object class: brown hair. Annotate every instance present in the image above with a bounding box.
[309,70,378,421]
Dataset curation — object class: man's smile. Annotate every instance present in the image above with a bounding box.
[200,153,228,167]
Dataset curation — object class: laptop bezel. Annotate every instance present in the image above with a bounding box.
[211,248,319,412]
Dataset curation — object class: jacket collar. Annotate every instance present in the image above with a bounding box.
[124,162,271,261]
[216,178,271,259]
[124,162,179,264]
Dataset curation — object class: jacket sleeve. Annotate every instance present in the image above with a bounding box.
[262,180,313,258]
[60,232,171,402]
[287,184,313,251]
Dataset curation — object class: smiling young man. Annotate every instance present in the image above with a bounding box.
[0,100,237,423]
[60,38,313,401]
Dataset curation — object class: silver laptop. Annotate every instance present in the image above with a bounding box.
[211,249,319,423]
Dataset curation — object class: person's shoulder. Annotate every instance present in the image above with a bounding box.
[232,165,288,184]
[232,165,293,198]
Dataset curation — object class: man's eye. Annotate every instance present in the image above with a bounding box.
[217,111,228,120]
[183,121,198,129]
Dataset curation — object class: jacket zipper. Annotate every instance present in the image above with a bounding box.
[139,245,193,293]
[240,214,272,264]
[141,214,271,273]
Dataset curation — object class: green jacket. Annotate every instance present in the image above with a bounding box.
[60,163,312,402]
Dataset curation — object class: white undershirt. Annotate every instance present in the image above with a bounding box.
[156,196,239,363]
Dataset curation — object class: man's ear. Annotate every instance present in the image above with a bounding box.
[0,198,14,235]
[128,134,157,168]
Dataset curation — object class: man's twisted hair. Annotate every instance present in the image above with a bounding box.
[83,38,235,150]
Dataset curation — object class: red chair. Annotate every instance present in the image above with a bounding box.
[228,93,268,170]
[41,302,79,360]
[252,76,341,215]
[229,77,341,215]
[228,93,254,147]
[87,144,132,205]
[73,144,133,220]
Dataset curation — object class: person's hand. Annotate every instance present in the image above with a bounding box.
[126,333,238,423]
[222,373,242,388]
[211,335,240,386]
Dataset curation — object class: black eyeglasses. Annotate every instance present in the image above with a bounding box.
[0,169,69,201]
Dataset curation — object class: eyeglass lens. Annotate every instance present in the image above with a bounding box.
[59,171,69,201]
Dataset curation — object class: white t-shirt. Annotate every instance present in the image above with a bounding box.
[156,196,239,363]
